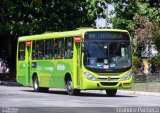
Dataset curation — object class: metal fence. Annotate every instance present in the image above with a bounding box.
[132,73,160,92]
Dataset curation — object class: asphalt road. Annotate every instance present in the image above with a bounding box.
[0,86,160,113]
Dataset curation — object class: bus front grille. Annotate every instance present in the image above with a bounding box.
[98,78,119,81]
[100,82,118,86]
[96,73,122,76]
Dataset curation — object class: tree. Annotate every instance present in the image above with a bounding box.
[110,0,160,30]
[110,0,140,30]
[0,0,104,78]
[152,28,160,52]
[148,0,160,7]
[0,0,101,36]
[133,15,159,57]
[110,0,159,56]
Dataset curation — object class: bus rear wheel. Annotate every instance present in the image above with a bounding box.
[33,76,49,92]
[66,79,80,96]
[106,89,117,97]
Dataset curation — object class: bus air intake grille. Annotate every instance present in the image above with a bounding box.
[96,73,122,76]
[98,78,119,81]
[100,82,118,86]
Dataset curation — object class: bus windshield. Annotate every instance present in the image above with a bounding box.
[84,31,132,72]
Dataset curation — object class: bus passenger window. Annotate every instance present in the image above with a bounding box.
[18,42,25,60]
[65,38,73,59]
[54,39,64,58]
[36,40,45,60]
[53,39,58,58]
[45,39,54,59]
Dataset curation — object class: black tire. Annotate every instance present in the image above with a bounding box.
[40,87,49,92]
[66,78,80,95]
[33,76,40,92]
[106,89,117,97]
[33,76,49,92]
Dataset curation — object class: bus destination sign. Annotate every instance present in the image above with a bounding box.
[85,32,129,41]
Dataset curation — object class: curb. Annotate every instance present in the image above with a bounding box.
[0,81,22,86]
[117,90,160,96]
[83,90,160,97]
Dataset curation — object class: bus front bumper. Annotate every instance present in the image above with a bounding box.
[81,77,132,90]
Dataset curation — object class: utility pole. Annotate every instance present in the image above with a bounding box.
[104,2,108,28]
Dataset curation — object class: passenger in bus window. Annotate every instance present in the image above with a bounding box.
[57,50,64,58]
[53,41,58,58]
[58,40,63,58]
[36,43,43,59]
[20,52,25,60]
[65,49,72,58]
[65,42,72,58]
[32,50,36,60]
[65,39,73,58]
[45,41,50,59]
[35,44,39,59]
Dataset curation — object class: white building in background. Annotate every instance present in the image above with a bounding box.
[141,45,158,58]
[95,18,107,28]
[95,4,115,28]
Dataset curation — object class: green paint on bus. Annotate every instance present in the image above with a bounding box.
[16,28,133,96]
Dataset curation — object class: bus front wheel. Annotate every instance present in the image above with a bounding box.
[66,79,80,95]
[33,76,49,92]
[106,89,117,97]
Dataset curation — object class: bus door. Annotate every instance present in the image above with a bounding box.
[17,41,31,86]
[17,42,27,85]
[26,41,32,85]
[74,36,82,87]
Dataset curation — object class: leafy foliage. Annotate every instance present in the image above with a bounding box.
[133,56,141,69]
[110,0,159,58]
[110,0,139,30]
[0,0,102,37]
[152,28,160,52]
[149,54,160,73]
[0,0,104,76]
[110,0,160,31]
[133,15,158,45]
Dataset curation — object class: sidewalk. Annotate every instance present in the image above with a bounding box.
[86,89,160,97]
[0,80,22,86]
[0,80,160,96]
[117,90,160,97]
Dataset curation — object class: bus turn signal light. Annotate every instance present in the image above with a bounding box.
[74,36,82,42]
[26,41,31,46]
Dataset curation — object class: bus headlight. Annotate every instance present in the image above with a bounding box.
[83,72,97,81]
[119,73,132,81]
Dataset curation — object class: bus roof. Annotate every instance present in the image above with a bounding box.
[18,28,129,42]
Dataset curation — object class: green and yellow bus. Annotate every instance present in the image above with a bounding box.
[16,28,133,96]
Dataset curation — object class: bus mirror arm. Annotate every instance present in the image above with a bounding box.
[82,48,84,52]
[81,44,84,52]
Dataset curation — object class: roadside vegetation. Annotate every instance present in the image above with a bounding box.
[0,0,160,93]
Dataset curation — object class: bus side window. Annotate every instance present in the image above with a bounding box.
[36,40,45,60]
[53,39,58,58]
[45,39,54,59]
[54,39,64,58]
[65,38,73,59]
[18,42,25,60]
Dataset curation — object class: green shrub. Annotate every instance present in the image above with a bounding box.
[132,56,141,69]
[149,54,160,73]
[152,29,160,52]
[132,56,141,74]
